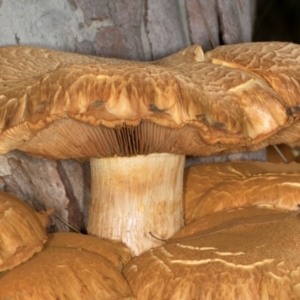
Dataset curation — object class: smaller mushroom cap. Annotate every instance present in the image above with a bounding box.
[46,232,132,271]
[0,247,135,300]
[0,192,47,272]
[184,161,300,223]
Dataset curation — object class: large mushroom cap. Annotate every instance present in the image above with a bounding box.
[184,161,300,224]
[0,192,47,272]
[124,208,300,300]
[0,247,135,299]
[0,44,292,159]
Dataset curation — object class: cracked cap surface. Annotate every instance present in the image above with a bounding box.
[0,43,296,159]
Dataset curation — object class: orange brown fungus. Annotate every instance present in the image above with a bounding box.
[46,232,132,271]
[0,44,295,158]
[0,43,299,255]
[0,192,48,272]
[124,208,300,300]
[205,42,300,148]
[184,161,300,224]
[0,247,135,299]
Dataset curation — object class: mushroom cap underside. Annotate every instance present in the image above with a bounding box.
[0,43,298,159]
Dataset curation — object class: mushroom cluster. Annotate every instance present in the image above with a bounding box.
[1,42,299,256]
[1,42,300,298]
[2,162,300,299]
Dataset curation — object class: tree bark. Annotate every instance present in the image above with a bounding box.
[0,0,258,232]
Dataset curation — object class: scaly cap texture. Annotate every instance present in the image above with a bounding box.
[184,161,300,223]
[0,44,294,159]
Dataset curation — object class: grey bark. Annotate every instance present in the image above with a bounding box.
[0,0,258,232]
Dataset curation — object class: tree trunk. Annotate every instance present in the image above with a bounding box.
[0,0,258,232]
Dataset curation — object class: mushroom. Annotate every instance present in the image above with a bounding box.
[0,44,293,255]
[184,161,300,223]
[0,191,48,272]
[46,232,132,271]
[123,207,300,299]
[0,246,135,299]
[205,41,300,149]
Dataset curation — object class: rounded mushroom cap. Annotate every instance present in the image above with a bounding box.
[0,247,135,300]
[124,208,300,300]
[184,161,300,224]
[0,192,48,272]
[46,232,132,271]
[0,44,293,159]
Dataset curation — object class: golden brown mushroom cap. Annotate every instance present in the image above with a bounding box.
[184,161,300,223]
[0,247,135,299]
[0,44,292,159]
[124,208,300,300]
[46,232,132,271]
[0,192,47,272]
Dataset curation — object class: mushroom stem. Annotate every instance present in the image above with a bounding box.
[88,153,185,256]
